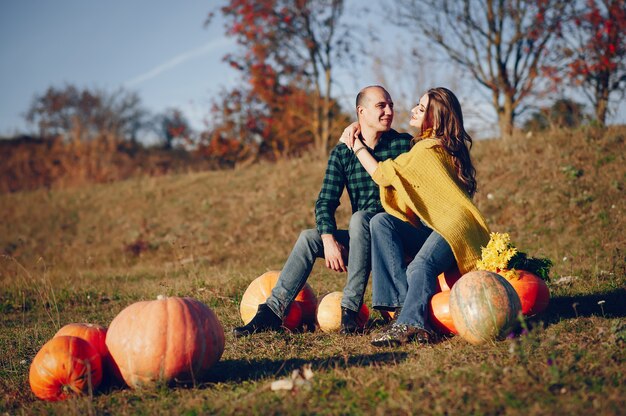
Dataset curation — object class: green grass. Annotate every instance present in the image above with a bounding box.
[1,127,625,415]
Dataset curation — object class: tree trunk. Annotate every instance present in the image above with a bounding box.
[492,90,515,140]
[319,66,332,158]
[595,76,610,126]
[498,94,515,140]
[595,99,608,126]
[311,91,322,155]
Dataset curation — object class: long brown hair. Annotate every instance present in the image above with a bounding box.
[420,87,477,197]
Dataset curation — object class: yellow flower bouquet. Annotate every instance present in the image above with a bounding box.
[477,232,553,281]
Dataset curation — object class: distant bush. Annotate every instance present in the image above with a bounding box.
[0,135,226,193]
[522,98,588,132]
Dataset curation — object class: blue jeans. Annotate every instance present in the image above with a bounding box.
[371,213,455,330]
[265,211,376,316]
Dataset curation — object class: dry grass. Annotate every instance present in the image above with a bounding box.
[1,127,625,415]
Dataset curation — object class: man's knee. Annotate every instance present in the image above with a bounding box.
[349,211,373,239]
[296,229,321,247]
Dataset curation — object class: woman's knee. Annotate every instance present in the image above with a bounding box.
[407,249,453,279]
[369,212,394,233]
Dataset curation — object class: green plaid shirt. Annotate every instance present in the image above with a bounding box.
[315,129,412,235]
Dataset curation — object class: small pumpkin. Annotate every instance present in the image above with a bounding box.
[282,302,303,331]
[29,335,102,401]
[379,309,396,322]
[316,291,369,333]
[436,267,462,292]
[240,270,317,328]
[106,296,225,388]
[54,323,122,385]
[506,270,550,316]
[428,291,457,335]
[450,270,521,345]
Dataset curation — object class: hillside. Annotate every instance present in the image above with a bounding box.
[2,126,623,289]
[1,126,624,415]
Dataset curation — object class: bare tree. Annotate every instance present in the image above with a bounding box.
[391,0,567,139]
[26,85,147,142]
[210,0,361,156]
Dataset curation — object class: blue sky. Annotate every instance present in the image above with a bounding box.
[0,0,390,138]
[1,1,624,139]
[0,1,240,136]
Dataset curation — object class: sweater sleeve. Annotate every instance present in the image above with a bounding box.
[372,141,430,187]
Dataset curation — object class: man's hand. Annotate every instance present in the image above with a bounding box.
[321,234,348,272]
[339,122,361,148]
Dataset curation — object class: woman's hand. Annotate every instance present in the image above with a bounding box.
[339,122,361,148]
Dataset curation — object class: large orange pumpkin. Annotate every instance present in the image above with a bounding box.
[450,271,521,345]
[29,335,102,401]
[54,323,122,385]
[105,296,225,388]
[506,270,550,316]
[316,291,369,333]
[240,270,317,328]
[428,291,457,335]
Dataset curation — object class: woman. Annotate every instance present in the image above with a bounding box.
[340,87,490,347]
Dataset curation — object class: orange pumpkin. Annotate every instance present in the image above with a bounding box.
[282,302,303,331]
[436,267,462,292]
[507,270,550,316]
[29,335,102,401]
[54,323,122,385]
[450,270,521,345]
[240,270,317,328]
[106,296,225,388]
[379,309,396,322]
[428,291,457,335]
[316,291,369,333]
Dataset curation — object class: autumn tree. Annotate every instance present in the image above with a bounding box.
[390,0,568,139]
[26,85,147,142]
[155,108,193,149]
[196,89,253,164]
[208,0,357,157]
[556,0,626,125]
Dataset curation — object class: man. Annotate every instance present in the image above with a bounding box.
[233,85,412,337]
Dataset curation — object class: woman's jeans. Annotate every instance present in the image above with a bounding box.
[266,211,376,317]
[370,213,455,330]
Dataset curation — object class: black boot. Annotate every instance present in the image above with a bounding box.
[233,304,282,338]
[340,307,361,334]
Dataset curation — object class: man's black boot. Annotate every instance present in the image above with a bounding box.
[340,306,361,334]
[233,303,282,338]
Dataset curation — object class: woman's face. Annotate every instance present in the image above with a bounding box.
[409,94,429,130]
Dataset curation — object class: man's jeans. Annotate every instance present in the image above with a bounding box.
[370,213,455,330]
[266,211,376,317]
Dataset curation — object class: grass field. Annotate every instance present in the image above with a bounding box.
[1,126,625,415]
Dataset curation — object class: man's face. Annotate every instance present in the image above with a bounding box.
[358,88,394,132]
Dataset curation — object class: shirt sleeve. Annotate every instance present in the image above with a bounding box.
[315,147,346,235]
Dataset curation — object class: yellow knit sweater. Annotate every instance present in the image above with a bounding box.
[372,138,490,274]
